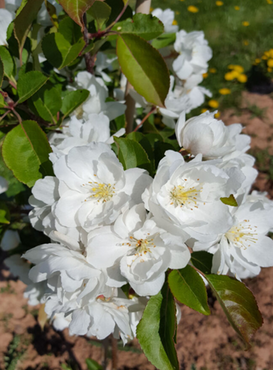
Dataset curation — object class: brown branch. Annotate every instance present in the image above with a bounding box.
[83,13,95,74]
[133,106,156,132]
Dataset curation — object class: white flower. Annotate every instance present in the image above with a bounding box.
[143,151,245,242]
[0,9,14,45]
[0,176,8,194]
[95,52,117,82]
[173,30,212,80]
[1,230,20,251]
[152,8,178,33]
[53,143,152,231]
[73,72,126,121]
[175,111,251,160]
[87,204,190,296]
[210,200,273,278]
[49,113,125,157]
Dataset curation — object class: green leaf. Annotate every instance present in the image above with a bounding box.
[114,136,152,174]
[127,131,154,172]
[30,82,62,122]
[168,266,210,316]
[0,94,6,109]
[0,201,10,224]
[42,32,85,69]
[220,194,238,207]
[61,89,90,119]
[154,141,175,168]
[137,286,178,370]
[104,0,132,26]
[112,14,164,41]
[0,57,3,87]
[152,33,176,49]
[116,34,170,107]
[45,0,59,28]
[42,34,81,68]
[205,274,263,348]
[159,282,179,369]
[191,251,213,275]
[17,71,48,104]
[58,17,82,44]
[58,0,103,30]
[13,0,44,58]
[0,46,15,79]
[2,120,53,187]
[89,1,111,30]
[85,359,103,370]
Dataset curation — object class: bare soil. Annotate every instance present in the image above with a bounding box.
[1,92,273,370]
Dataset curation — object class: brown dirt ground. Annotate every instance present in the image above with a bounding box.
[1,91,273,370]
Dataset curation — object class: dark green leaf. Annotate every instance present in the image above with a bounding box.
[168,266,210,315]
[104,0,132,26]
[154,141,175,168]
[0,201,10,224]
[152,33,176,49]
[58,17,82,44]
[114,136,152,174]
[13,0,44,58]
[45,0,59,28]
[0,95,6,108]
[127,131,154,172]
[220,194,238,207]
[17,71,48,104]
[0,46,15,79]
[191,251,213,275]
[112,14,164,41]
[30,82,62,122]
[85,359,103,370]
[116,34,170,107]
[89,1,111,30]
[205,274,263,348]
[2,120,53,187]
[58,0,102,30]
[0,57,3,87]
[61,89,90,119]
[137,286,178,370]
[42,32,85,69]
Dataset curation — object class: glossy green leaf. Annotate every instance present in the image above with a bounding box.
[159,282,179,369]
[104,0,132,26]
[205,274,263,348]
[137,287,178,370]
[114,136,152,173]
[168,266,210,315]
[31,82,62,122]
[58,17,82,44]
[0,46,15,79]
[58,0,103,30]
[61,89,90,119]
[191,251,213,275]
[85,359,103,370]
[152,33,176,49]
[2,121,53,187]
[45,0,59,28]
[42,32,85,69]
[0,201,10,224]
[0,94,6,108]
[117,34,169,107]
[17,71,48,104]
[13,0,44,57]
[89,1,111,30]
[112,14,164,40]
[0,57,3,87]
[220,194,238,207]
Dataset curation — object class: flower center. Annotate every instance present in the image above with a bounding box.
[170,183,201,208]
[225,220,258,250]
[129,236,156,255]
[89,182,115,203]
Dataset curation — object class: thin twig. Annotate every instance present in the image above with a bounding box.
[111,335,118,370]
[133,106,156,132]
[104,1,129,33]
[83,13,95,74]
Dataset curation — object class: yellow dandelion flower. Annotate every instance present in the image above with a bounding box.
[187,5,199,12]
[203,72,208,78]
[267,59,273,67]
[150,7,154,12]
[242,21,250,26]
[244,40,249,46]
[237,74,247,83]
[201,108,207,113]
[208,100,219,108]
[234,5,240,10]
[209,68,217,73]
[228,64,235,69]
[172,19,178,25]
[225,72,235,81]
[269,49,273,58]
[232,65,244,73]
[219,88,231,95]
[267,0,273,4]
[264,51,270,57]
[268,67,273,72]
[262,55,268,60]
[214,112,221,118]
[254,58,261,64]
[216,1,224,5]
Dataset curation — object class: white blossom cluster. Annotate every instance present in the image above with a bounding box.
[1,5,273,347]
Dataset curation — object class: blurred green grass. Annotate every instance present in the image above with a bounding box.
[149,0,273,112]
